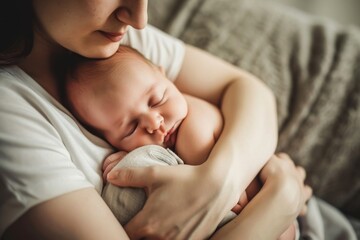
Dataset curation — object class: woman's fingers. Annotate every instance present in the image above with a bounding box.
[294,165,312,215]
[275,152,290,159]
[299,185,313,216]
[305,185,313,201]
[271,152,314,217]
[296,166,306,181]
[107,166,154,189]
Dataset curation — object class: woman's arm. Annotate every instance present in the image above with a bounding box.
[176,45,278,182]
[107,44,278,239]
[3,188,129,240]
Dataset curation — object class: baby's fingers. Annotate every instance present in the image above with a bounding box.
[103,161,121,182]
[232,192,248,214]
[102,151,127,171]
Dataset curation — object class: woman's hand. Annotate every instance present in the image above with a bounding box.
[260,153,313,216]
[107,163,238,239]
[211,153,312,240]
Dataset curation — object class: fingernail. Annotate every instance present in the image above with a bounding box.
[107,171,119,180]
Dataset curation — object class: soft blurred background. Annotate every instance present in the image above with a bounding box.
[264,0,360,27]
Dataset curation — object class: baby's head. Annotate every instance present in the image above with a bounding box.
[66,45,188,151]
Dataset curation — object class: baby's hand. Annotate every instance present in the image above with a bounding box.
[102,151,128,182]
[232,177,262,214]
[231,191,249,214]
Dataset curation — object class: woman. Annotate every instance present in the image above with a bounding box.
[0,0,310,239]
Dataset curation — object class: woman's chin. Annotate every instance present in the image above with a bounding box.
[80,45,119,59]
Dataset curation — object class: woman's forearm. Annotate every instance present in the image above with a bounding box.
[204,74,278,192]
[176,44,278,208]
[3,188,129,240]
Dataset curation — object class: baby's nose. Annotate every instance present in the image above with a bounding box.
[141,112,164,134]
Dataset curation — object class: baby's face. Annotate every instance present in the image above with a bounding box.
[72,53,187,152]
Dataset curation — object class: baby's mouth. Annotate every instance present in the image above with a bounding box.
[163,122,180,149]
[164,129,177,149]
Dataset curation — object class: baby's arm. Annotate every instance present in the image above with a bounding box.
[175,94,223,165]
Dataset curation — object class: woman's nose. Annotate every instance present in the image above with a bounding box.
[140,112,164,134]
[116,0,148,29]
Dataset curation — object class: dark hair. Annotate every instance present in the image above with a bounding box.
[0,0,34,65]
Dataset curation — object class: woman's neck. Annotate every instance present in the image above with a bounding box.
[17,32,68,102]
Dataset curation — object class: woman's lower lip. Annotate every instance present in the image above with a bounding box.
[102,32,124,42]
